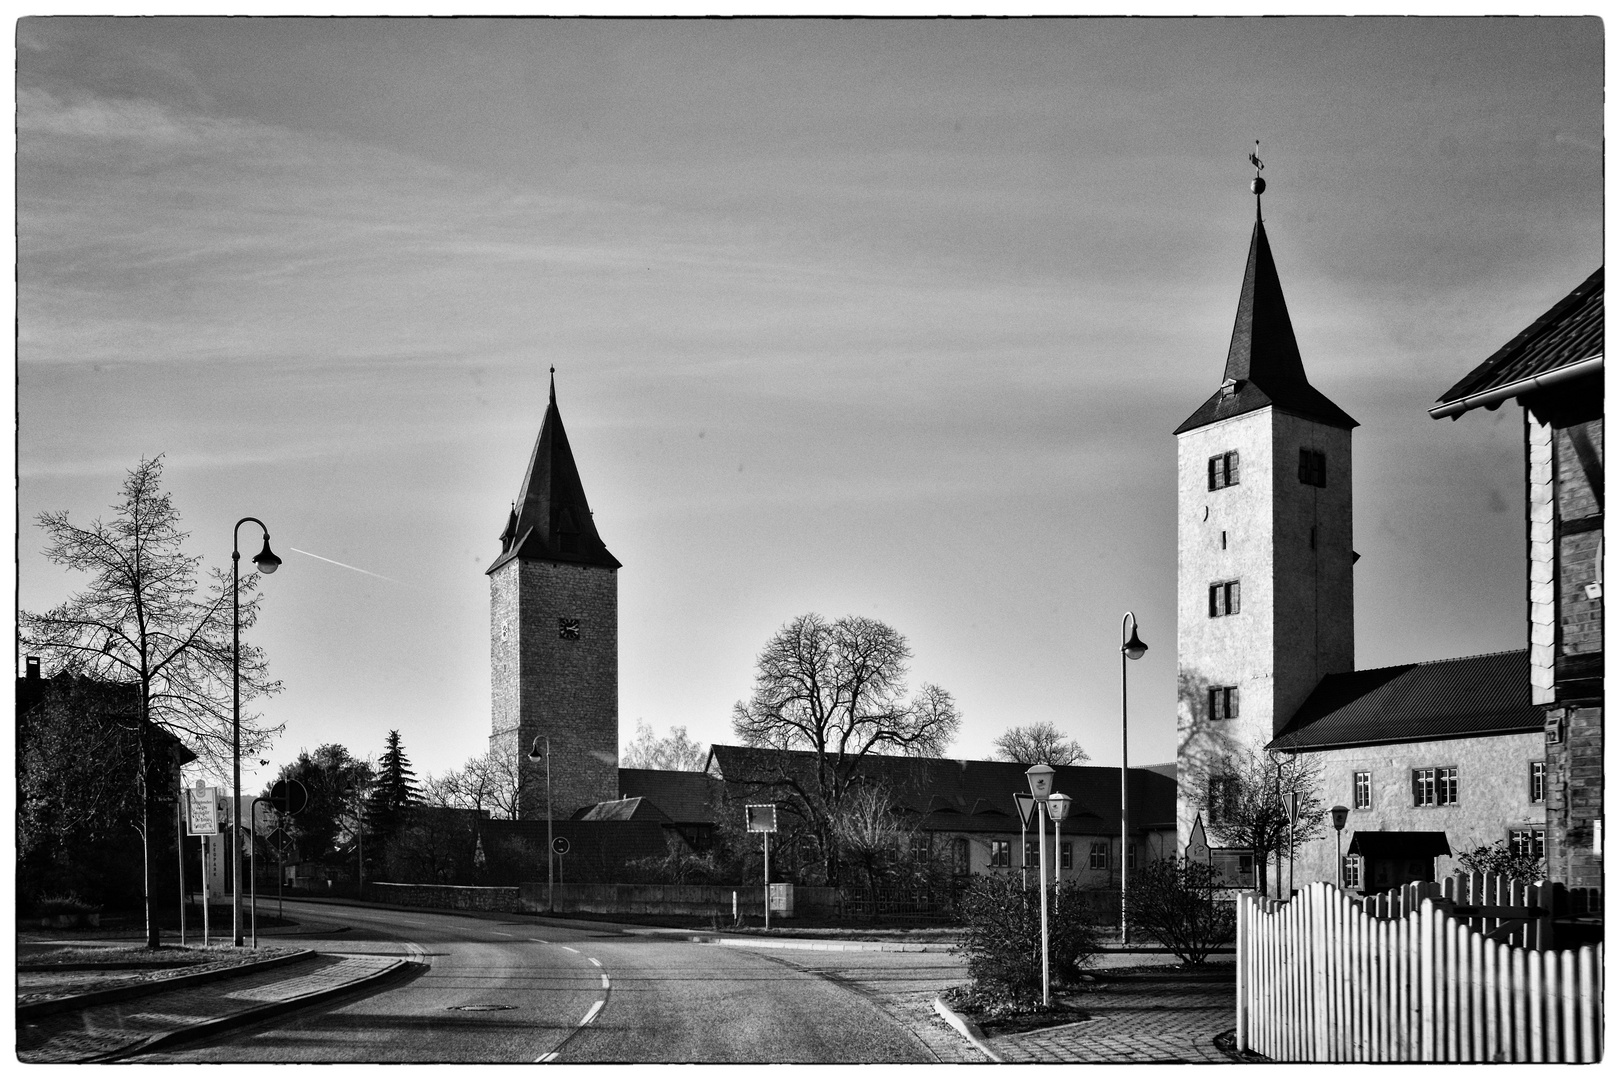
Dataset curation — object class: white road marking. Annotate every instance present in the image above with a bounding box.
[560,946,579,954]
[588,957,601,967]
[536,1051,559,1063]
[600,974,610,990]
[581,1000,604,1026]
[492,931,513,937]
[528,938,548,944]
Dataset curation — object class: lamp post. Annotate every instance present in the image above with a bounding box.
[1048,792,1072,913]
[1119,612,1147,946]
[526,736,553,912]
[1025,763,1055,1006]
[1330,805,1350,889]
[344,784,367,901]
[232,518,280,948]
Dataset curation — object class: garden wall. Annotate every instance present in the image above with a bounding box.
[368,882,520,913]
[520,882,839,919]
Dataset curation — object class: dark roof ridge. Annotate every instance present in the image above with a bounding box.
[1435,267,1604,409]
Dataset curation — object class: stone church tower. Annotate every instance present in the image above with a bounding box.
[488,372,621,819]
[1175,176,1358,847]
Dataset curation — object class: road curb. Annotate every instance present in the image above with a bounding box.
[16,948,316,1021]
[683,934,958,953]
[91,955,415,1063]
[931,996,1001,1062]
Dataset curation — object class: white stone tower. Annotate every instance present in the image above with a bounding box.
[1175,173,1358,849]
[488,371,620,819]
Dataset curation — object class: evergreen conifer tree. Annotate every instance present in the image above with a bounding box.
[367,729,420,843]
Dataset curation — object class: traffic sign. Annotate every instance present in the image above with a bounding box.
[270,778,309,816]
[1286,791,1301,826]
[552,836,571,856]
[1013,792,1037,829]
[186,787,221,835]
[744,804,778,833]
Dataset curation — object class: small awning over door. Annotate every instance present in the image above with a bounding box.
[1347,831,1452,859]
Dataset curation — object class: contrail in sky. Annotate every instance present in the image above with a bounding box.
[289,547,403,585]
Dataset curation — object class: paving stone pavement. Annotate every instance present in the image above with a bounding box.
[16,953,401,1063]
[989,965,1236,1064]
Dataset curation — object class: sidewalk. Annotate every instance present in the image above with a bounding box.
[986,961,1236,1064]
[16,951,409,1063]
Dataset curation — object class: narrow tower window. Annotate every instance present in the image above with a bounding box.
[1207,686,1239,720]
[1208,579,1241,617]
[1208,451,1241,490]
[1299,448,1327,487]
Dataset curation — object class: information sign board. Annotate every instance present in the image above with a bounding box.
[186,786,221,836]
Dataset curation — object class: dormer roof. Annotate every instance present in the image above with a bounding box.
[487,373,621,574]
[1176,212,1358,435]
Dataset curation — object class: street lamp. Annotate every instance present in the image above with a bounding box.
[344,784,367,901]
[1025,763,1055,1006]
[526,736,553,912]
[1331,805,1350,889]
[1120,612,1147,947]
[232,518,280,948]
[1048,791,1072,913]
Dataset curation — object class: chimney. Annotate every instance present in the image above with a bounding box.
[25,656,41,681]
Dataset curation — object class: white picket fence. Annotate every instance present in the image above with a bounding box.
[1236,880,1603,1061]
[1357,873,1556,950]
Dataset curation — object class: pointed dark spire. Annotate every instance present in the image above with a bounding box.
[1175,169,1357,435]
[488,374,620,574]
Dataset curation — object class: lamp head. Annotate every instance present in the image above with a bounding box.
[1331,805,1349,832]
[1122,622,1148,660]
[253,535,282,575]
[526,736,547,763]
[1025,763,1055,800]
[1047,791,1072,823]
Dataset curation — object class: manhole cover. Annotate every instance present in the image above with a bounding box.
[447,1004,516,1012]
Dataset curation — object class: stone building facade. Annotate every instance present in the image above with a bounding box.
[488,373,621,819]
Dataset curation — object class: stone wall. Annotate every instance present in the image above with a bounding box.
[369,882,520,912]
[519,882,839,919]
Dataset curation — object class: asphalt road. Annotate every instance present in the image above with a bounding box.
[135,899,938,1063]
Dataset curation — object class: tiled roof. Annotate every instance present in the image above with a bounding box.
[1436,268,1603,407]
[487,372,621,574]
[1268,650,1543,752]
[706,744,1176,836]
[617,768,720,824]
[1176,217,1357,435]
[573,796,672,823]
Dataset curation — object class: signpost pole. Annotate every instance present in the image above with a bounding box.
[201,836,210,947]
[176,796,187,947]
[763,831,771,931]
[1037,800,1050,1006]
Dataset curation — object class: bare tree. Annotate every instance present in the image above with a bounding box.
[990,720,1090,765]
[732,612,959,887]
[20,457,282,945]
[622,720,709,771]
[426,741,521,820]
[1185,746,1326,898]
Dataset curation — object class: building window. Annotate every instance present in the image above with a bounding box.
[1437,767,1458,806]
[1508,828,1547,861]
[1413,768,1436,807]
[1208,686,1240,720]
[1208,579,1241,617]
[990,840,1011,868]
[1343,855,1363,889]
[1299,448,1327,487]
[1025,839,1039,867]
[952,838,970,875]
[1208,774,1240,826]
[1208,450,1240,490]
[909,834,931,863]
[1089,841,1109,870]
[1061,842,1073,870]
[1127,843,1136,870]
[1530,761,1546,804]
[1353,771,1371,810]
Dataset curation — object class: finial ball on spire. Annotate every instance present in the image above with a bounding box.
[1250,176,1266,196]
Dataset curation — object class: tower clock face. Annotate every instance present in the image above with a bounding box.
[558,618,580,640]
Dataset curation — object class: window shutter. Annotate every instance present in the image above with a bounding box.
[1209,584,1219,617]
[1299,448,1311,482]
[1209,457,1219,491]
[1228,686,1239,718]
[1228,580,1240,614]
[1226,451,1239,485]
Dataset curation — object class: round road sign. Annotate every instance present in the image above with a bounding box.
[552,837,571,856]
[270,778,310,816]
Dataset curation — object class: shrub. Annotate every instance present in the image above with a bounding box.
[957,871,1100,1004]
[36,892,98,917]
[1125,859,1234,965]
[1456,840,1545,882]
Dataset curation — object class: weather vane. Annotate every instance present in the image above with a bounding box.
[1249,140,1266,196]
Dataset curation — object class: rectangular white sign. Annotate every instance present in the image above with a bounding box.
[186,787,221,835]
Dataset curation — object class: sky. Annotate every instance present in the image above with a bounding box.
[13,16,1604,794]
